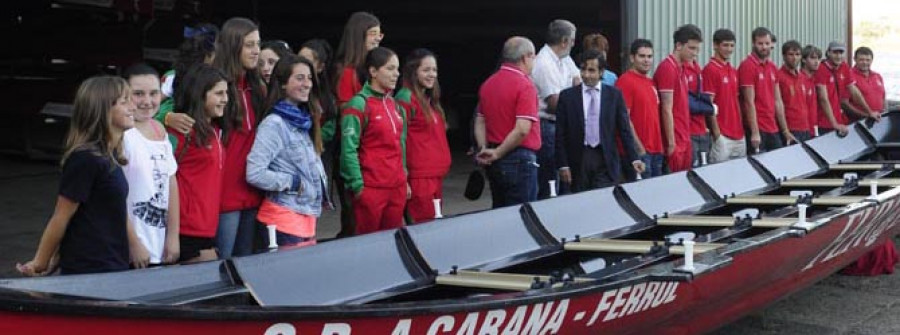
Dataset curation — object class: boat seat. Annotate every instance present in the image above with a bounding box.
[565,238,725,255]
[620,172,710,217]
[781,178,900,187]
[726,195,867,206]
[656,215,795,228]
[692,158,772,198]
[806,124,872,164]
[231,230,431,306]
[862,112,900,143]
[0,261,244,305]
[752,144,822,181]
[529,187,639,241]
[406,205,555,274]
[435,270,592,292]
[828,163,897,171]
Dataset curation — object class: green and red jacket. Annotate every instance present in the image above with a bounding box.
[340,82,407,194]
[395,87,451,179]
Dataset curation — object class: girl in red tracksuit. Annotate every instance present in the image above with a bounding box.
[213,17,265,258]
[333,12,383,237]
[340,47,407,235]
[169,64,229,263]
[395,49,451,223]
[334,12,383,107]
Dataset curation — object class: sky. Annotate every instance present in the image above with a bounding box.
[853,0,900,101]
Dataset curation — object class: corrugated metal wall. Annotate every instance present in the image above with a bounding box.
[622,0,848,71]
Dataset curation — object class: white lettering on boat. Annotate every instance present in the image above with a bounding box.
[384,299,567,335]
[586,281,678,326]
[802,197,900,271]
[263,282,679,334]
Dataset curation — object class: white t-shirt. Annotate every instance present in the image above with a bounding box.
[122,127,178,264]
[531,44,581,121]
[160,70,175,98]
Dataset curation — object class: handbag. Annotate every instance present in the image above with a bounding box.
[689,73,716,116]
[464,169,485,200]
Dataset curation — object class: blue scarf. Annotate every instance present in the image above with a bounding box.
[272,100,312,132]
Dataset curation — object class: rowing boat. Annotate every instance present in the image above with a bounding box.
[2,113,900,334]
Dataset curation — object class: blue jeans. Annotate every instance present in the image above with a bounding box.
[486,148,538,208]
[641,153,665,179]
[216,209,258,258]
[537,120,556,199]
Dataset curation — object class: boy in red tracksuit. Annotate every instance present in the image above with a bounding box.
[396,87,451,223]
[341,82,408,235]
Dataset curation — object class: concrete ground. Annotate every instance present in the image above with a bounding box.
[1,153,899,334]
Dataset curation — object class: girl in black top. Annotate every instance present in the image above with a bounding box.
[17,76,137,275]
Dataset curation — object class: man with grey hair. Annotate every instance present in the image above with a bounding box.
[531,19,581,199]
[475,36,541,208]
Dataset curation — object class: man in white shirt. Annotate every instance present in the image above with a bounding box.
[531,19,581,199]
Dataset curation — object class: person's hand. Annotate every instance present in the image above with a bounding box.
[130,240,151,269]
[167,113,196,134]
[16,254,58,277]
[665,143,676,156]
[836,124,849,136]
[162,238,180,265]
[633,160,646,174]
[475,148,500,166]
[869,111,882,122]
[559,169,572,184]
[783,132,798,146]
[749,132,761,152]
[406,183,412,200]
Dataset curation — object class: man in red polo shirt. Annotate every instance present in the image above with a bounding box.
[475,36,540,208]
[843,47,886,118]
[801,45,822,137]
[815,41,876,136]
[654,24,702,173]
[704,29,746,163]
[777,40,812,142]
[617,38,663,178]
[738,27,792,153]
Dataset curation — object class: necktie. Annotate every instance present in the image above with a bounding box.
[586,87,600,147]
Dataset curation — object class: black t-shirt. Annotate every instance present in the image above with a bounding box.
[58,148,129,275]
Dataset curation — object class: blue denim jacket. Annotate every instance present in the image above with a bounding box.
[246,114,328,216]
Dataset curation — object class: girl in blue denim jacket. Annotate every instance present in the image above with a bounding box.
[247,55,328,248]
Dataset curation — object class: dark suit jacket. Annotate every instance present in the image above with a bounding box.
[555,83,639,184]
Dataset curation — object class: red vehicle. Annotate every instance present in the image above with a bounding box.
[1,114,899,334]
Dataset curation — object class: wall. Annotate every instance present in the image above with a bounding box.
[622,0,849,71]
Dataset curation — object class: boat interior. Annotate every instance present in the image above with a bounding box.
[2,113,900,309]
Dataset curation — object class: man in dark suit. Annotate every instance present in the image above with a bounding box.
[556,49,645,192]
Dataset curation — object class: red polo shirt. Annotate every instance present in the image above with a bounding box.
[685,61,707,136]
[738,53,779,133]
[815,61,855,127]
[617,70,663,154]
[850,67,885,113]
[654,54,691,150]
[702,58,744,140]
[478,64,541,151]
[801,71,818,135]
[777,65,810,132]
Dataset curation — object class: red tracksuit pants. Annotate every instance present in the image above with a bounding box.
[353,185,406,235]
[667,147,692,173]
[407,177,444,224]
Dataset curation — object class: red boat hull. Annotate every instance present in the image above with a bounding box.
[2,193,899,335]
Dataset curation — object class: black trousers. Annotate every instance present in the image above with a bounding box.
[575,146,614,192]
